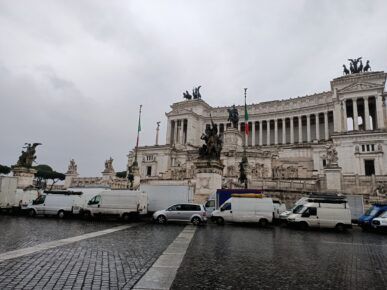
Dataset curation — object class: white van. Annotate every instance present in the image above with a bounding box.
[83,190,148,220]
[211,195,274,226]
[287,201,352,231]
[272,198,287,219]
[26,192,82,218]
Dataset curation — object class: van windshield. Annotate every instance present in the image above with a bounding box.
[292,204,304,214]
[298,206,307,214]
[221,203,231,211]
[33,195,46,205]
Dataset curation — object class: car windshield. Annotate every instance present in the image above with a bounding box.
[379,211,387,218]
[365,207,379,217]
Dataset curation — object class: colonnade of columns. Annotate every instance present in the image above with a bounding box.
[210,111,333,147]
[341,95,385,132]
[169,119,188,145]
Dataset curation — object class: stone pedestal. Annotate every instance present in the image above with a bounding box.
[64,173,78,189]
[324,166,342,192]
[193,160,224,203]
[132,165,141,190]
[223,127,243,152]
[12,167,37,189]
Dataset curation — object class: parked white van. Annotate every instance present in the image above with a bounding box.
[83,190,148,220]
[287,201,352,231]
[211,194,274,226]
[26,192,82,218]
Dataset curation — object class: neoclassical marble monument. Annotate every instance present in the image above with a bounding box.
[130,71,387,196]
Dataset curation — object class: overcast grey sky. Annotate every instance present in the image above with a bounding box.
[1,0,386,176]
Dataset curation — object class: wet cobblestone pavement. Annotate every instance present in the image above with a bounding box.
[1,215,386,289]
[0,215,124,253]
[0,219,183,289]
[171,224,387,290]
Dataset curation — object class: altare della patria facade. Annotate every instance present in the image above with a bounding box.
[65,59,387,202]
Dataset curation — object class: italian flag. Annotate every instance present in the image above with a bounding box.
[244,99,249,135]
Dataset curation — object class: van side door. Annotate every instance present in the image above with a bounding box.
[306,207,319,228]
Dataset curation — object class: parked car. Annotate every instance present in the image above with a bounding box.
[359,203,387,230]
[153,203,207,225]
[83,190,148,220]
[26,192,82,218]
[287,201,352,231]
[371,210,387,231]
[211,194,274,226]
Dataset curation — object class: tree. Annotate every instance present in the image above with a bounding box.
[0,164,11,175]
[116,171,127,178]
[34,164,65,190]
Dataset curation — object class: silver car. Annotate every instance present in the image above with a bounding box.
[153,203,207,225]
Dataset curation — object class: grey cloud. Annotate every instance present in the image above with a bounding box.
[0,0,386,175]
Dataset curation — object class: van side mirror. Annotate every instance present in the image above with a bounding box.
[301,212,310,218]
[220,208,224,212]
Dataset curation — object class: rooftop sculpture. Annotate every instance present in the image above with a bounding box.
[183,86,202,100]
[343,57,371,75]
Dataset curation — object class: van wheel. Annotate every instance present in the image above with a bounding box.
[156,215,166,224]
[335,223,345,232]
[57,210,65,219]
[191,216,201,226]
[28,209,36,217]
[122,213,132,222]
[216,217,224,225]
[83,211,91,220]
[259,219,269,227]
[299,222,309,230]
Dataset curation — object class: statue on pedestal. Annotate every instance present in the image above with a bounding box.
[16,143,42,168]
[198,115,222,160]
[325,143,339,167]
[227,105,239,128]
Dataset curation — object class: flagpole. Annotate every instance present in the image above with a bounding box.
[244,88,248,147]
[243,88,248,189]
[134,104,142,166]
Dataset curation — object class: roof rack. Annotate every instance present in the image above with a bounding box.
[43,190,83,195]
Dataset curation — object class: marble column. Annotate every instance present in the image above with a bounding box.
[375,95,385,129]
[324,112,329,140]
[259,121,263,146]
[174,120,178,144]
[353,98,359,130]
[298,116,303,143]
[266,120,271,145]
[307,115,311,142]
[315,113,320,141]
[342,100,348,132]
[282,118,286,144]
[274,119,278,145]
[252,122,256,146]
[290,117,294,144]
[364,97,371,130]
[166,120,172,144]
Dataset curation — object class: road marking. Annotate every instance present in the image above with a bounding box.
[132,225,196,290]
[0,224,134,263]
[322,240,387,247]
